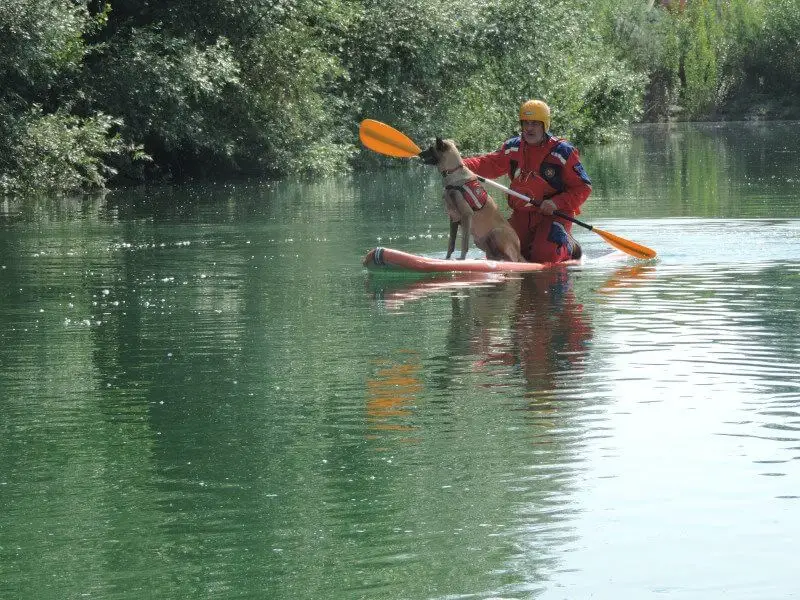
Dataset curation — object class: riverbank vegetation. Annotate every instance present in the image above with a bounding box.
[1,0,797,196]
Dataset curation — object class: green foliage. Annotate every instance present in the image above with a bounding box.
[1,0,798,197]
[719,0,763,77]
[597,0,681,120]
[83,1,355,179]
[0,107,125,196]
[679,0,723,118]
[86,28,243,178]
[437,0,647,148]
[337,0,478,137]
[437,71,513,153]
[0,0,88,104]
[749,0,800,93]
[554,60,647,144]
[236,1,356,176]
[0,0,130,196]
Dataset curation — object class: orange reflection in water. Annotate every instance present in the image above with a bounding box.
[365,354,423,442]
[596,264,655,295]
[367,272,506,310]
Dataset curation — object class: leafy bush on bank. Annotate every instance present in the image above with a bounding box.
[0,0,796,197]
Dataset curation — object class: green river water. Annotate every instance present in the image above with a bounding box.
[1,122,799,599]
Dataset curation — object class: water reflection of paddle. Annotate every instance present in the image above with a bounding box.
[365,355,423,444]
[595,264,656,295]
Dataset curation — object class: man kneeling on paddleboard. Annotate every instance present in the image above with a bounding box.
[463,100,592,263]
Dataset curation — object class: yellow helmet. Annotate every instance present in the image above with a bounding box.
[519,99,550,131]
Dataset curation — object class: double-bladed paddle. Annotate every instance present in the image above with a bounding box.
[359,118,657,260]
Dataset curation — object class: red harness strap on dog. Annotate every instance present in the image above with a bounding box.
[446,179,488,211]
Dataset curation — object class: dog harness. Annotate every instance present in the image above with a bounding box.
[445,179,488,211]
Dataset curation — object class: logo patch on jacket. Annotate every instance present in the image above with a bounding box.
[540,162,564,191]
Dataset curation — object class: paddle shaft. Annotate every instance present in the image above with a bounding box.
[475,176,593,231]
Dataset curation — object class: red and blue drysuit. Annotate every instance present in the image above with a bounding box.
[464,134,592,263]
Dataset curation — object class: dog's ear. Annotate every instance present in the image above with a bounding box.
[436,137,446,151]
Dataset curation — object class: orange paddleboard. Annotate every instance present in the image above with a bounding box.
[362,247,580,274]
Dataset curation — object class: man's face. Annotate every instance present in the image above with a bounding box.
[521,120,545,145]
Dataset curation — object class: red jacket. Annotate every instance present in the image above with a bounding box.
[463,134,592,216]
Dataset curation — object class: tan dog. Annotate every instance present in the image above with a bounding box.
[420,137,523,261]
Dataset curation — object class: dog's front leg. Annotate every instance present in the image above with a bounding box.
[446,220,459,259]
[459,213,471,259]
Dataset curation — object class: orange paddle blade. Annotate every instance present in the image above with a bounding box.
[593,227,657,259]
[359,119,421,158]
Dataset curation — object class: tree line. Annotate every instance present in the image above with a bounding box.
[1,0,797,197]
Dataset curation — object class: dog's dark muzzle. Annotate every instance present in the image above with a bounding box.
[419,146,438,165]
